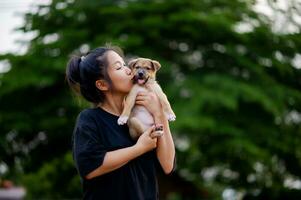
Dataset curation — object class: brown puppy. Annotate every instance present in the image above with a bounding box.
[117,58,176,140]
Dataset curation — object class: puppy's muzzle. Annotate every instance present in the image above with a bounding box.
[138,72,144,78]
[134,69,149,85]
[137,69,145,78]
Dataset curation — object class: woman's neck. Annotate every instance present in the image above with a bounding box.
[97,92,126,116]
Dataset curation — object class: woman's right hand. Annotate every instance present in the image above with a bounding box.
[135,126,157,153]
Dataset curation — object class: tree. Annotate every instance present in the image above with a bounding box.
[1,0,301,199]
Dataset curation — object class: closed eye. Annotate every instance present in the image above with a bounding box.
[116,63,127,70]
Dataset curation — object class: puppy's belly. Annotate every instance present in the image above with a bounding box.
[131,105,154,128]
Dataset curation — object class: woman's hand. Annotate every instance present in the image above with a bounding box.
[135,91,163,118]
[135,126,157,153]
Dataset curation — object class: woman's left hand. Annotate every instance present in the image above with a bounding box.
[135,91,162,117]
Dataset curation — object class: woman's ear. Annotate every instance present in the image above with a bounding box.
[95,79,109,91]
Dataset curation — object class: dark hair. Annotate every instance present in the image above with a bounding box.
[65,46,124,105]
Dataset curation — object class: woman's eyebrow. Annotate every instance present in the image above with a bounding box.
[112,61,123,65]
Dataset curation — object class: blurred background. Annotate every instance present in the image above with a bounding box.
[0,0,301,199]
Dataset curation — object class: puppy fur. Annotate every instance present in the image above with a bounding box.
[117,58,176,140]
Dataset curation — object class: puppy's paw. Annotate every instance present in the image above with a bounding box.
[167,113,176,122]
[117,115,129,125]
[155,124,164,131]
[150,124,164,138]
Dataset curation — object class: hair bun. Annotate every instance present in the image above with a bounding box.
[65,56,82,93]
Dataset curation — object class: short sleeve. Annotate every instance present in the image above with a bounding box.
[72,111,107,179]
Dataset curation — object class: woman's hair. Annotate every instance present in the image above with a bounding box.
[65,45,124,105]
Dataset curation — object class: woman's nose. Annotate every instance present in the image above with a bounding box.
[125,66,132,75]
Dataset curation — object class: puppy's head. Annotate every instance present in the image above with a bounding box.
[128,58,161,85]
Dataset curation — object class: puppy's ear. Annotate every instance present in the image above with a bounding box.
[151,60,161,71]
[128,59,138,69]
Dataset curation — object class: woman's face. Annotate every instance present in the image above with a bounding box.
[106,50,133,94]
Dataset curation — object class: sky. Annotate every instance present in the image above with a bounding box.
[0,0,50,53]
[0,0,35,54]
[0,0,300,70]
[1,0,299,53]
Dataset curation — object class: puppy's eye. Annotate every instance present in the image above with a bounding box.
[135,66,140,69]
[147,67,152,70]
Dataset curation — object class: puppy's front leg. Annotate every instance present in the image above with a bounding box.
[150,83,176,121]
[117,85,139,125]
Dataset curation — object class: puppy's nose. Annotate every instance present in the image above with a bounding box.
[138,71,144,77]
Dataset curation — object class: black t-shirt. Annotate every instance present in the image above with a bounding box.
[72,107,163,200]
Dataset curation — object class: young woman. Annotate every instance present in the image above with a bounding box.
[66,46,175,200]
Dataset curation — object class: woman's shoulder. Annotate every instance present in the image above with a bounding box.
[73,108,101,136]
[76,108,99,123]
[77,107,112,123]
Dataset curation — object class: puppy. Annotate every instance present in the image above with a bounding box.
[117,58,176,140]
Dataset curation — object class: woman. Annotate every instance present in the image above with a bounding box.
[65,46,175,200]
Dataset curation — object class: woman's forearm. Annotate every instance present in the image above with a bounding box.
[85,144,143,179]
[154,113,176,174]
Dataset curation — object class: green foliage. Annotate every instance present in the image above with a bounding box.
[1,0,301,199]
[22,152,81,199]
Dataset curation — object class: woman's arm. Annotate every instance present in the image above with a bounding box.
[154,112,176,174]
[86,145,140,179]
[136,92,176,174]
[86,126,157,179]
